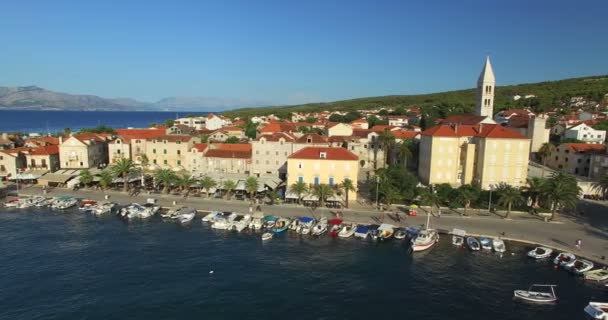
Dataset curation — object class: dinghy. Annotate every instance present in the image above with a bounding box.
[176,207,197,224]
[78,200,97,212]
[479,237,493,250]
[312,217,328,236]
[4,198,21,208]
[93,202,116,215]
[584,302,608,319]
[492,239,506,253]
[514,284,557,304]
[377,224,395,241]
[262,215,278,229]
[338,223,356,238]
[261,232,273,241]
[466,237,481,251]
[288,218,300,231]
[553,252,576,267]
[584,269,608,282]
[527,247,553,259]
[394,228,407,240]
[272,217,291,233]
[328,218,343,237]
[451,228,466,247]
[354,225,370,239]
[569,259,594,275]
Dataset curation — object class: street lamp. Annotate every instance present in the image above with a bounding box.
[375,175,380,208]
[488,184,495,212]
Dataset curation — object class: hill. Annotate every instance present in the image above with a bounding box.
[221,75,608,119]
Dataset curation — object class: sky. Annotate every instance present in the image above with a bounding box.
[1,0,607,107]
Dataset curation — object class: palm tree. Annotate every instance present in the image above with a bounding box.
[99,169,114,190]
[154,168,176,194]
[222,180,237,200]
[198,176,216,198]
[537,143,554,177]
[378,129,395,166]
[111,158,137,193]
[139,153,149,168]
[312,184,334,208]
[79,169,93,187]
[396,139,413,169]
[592,172,608,199]
[288,181,308,204]
[176,174,196,197]
[340,178,356,208]
[245,176,259,202]
[522,177,545,207]
[496,184,522,218]
[541,172,581,221]
[455,184,479,215]
[418,187,439,214]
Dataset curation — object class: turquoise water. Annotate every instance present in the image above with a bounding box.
[0,208,605,319]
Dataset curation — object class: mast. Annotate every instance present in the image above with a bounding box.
[426,211,430,230]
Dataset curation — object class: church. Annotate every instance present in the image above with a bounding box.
[417,57,531,189]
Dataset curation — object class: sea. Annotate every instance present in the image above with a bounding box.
[0,208,605,320]
[0,110,193,134]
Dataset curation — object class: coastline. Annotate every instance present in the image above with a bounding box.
[13,186,608,266]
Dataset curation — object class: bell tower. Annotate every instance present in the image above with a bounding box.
[476,56,496,117]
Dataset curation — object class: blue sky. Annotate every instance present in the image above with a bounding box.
[1,0,607,106]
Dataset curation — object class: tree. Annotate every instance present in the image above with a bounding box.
[222,180,237,200]
[537,143,554,168]
[455,184,479,215]
[164,119,174,127]
[111,158,137,193]
[78,125,116,134]
[592,172,608,199]
[328,114,344,123]
[200,134,209,143]
[495,184,522,218]
[198,176,216,198]
[378,109,389,116]
[312,184,334,208]
[288,181,308,204]
[245,176,259,201]
[522,177,545,207]
[176,174,196,197]
[154,168,176,194]
[305,116,317,123]
[139,154,149,168]
[418,187,439,214]
[225,136,240,144]
[79,169,93,187]
[266,191,281,205]
[541,172,581,220]
[340,178,356,208]
[244,121,257,139]
[99,169,114,190]
[396,139,413,169]
[378,129,395,166]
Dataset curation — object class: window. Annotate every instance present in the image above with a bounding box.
[31,159,36,167]
[177,160,181,165]
[578,159,582,163]
[41,159,46,167]
[176,141,181,144]
[329,177,334,186]
[256,150,259,155]
[163,149,167,154]
[298,176,303,183]
[256,160,259,164]
[319,152,327,159]
[266,151,269,155]
[153,149,157,154]
[135,140,141,143]
[164,160,168,165]
[298,162,302,169]
[266,160,269,165]
[284,152,288,156]
[555,156,558,161]
[575,168,579,174]
[275,160,279,165]
[117,150,121,154]
[177,150,181,155]
[80,162,83,166]
[276,151,279,156]
[565,157,569,162]
[314,176,319,185]
[153,159,157,164]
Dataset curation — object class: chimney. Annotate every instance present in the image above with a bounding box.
[59,136,63,144]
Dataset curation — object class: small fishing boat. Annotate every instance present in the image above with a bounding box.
[78,200,97,212]
[272,217,291,233]
[262,215,278,229]
[451,228,466,247]
[161,206,184,219]
[248,216,264,231]
[93,202,115,216]
[230,214,252,232]
[479,237,493,250]
[394,228,407,240]
[176,207,197,224]
[553,252,576,267]
[312,217,328,236]
[212,212,237,230]
[527,247,553,259]
[569,259,594,275]
[202,211,222,222]
[296,217,315,234]
[377,224,395,241]
[338,223,356,238]
[36,197,54,207]
[584,302,608,319]
[467,237,481,251]
[368,224,380,240]
[410,212,438,251]
[492,238,506,253]
[18,196,47,208]
[354,225,370,239]
[328,218,343,237]
[261,232,273,241]
[584,269,608,282]
[51,196,77,210]
[288,218,300,231]
[514,284,558,304]
[4,198,21,208]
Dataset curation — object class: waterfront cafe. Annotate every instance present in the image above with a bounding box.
[37,169,81,187]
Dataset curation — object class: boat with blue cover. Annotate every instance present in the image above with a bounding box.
[354,225,370,239]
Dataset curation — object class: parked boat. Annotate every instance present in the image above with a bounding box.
[78,200,97,212]
[51,196,77,210]
[312,217,328,236]
[410,212,438,252]
[202,211,222,222]
[368,224,380,241]
[479,237,493,250]
[4,198,21,208]
[584,269,608,282]
[262,215,278,229]
[36,197,54,207]
[296,217,315,234]
[377,224,395,241]
[162,206,184,219]
[451,228,466,247]
[354,225,370,239]
[338,223,356,238]
[527,247,553,259]
[121,203,159,219]
[394,228,407,240]
[553,252,576,267]
[230,214,252,232]
[492,238,506,253]
[328,218,343,237]
[288,218,300,231]
[404,226,420,240]
[466,237,480,251]
[272,217,291,233]
[17,196,47,208]
[248,217,264,231]
[514,284,558,304]
[212,212,237,230]
[93,202,116,215]
[261,232,273,241]
[569,259,594,275]
[584,302,608,319]
[176,207,197,224]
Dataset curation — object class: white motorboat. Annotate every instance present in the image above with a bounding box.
[584,302,608,320]
[162,206,185,219]
[585,269,608,282]
[296,217,315,235]
[212,212,237,230]
[479,237,493,250]
[176,207,197,224]
[514,284,557,304]
[18,196,47,208]
[569,259,594,275]
[338,223,356,238]
[394,228,407,240]
[492,238,506,253]
[230,214,252,232]
[288,218,300,231]
[248,217,263,231]
[467,237,480,251]
[411,212,438,252]
[140,203,159,218]
[527,247,553,259]
[78,200,98,212]
[377,224,395,241]
[262,232,273,241]
[4,198,21,208]
[553,252,576,267]
[93,202,115,215]
[52,197,77,210]
[36,197,54,207]
[451,228,466,247]
[312,217,328,236]
[121,203,158,219]
[202,211,222,222]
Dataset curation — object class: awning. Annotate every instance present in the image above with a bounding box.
[11,170,48,180]
[256,185,266,193]
[207,187,217,194]
[326,195,341,202]
[302,194,319,201]
[285,192,299,199]
[67,176,81,188]
[235,180,246,191]
[38,173,75,183]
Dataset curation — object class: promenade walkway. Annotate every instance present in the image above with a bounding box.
[16,185,608,264]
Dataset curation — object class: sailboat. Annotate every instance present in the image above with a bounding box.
[410,211,439,252]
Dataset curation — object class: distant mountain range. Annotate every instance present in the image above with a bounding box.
[0,86,250,112]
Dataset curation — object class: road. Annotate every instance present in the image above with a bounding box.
[15,185,608,265]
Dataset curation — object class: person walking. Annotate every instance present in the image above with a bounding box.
[575,239,582,250]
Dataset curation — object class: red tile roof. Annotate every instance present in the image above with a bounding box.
[564,143,606,153]
[295,134,328,144]
[73,133,110,143]
[370,125,397,132]
[24,136,61,146]
[205,143,252,158]
[29,145,59,155]
[475,124,528,139]
[352,129,372,138]
[115,128,166,139]
[258,122,296,134]
[439,114,489,125]
[149,135,195,143]
[256,132,296,142]
[192,143,208,152]
[288,147,358,161]
[217,126,243,132]
[422,124,527,139]
[393,130,420,139]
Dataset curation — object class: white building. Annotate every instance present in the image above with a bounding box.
[475,56,495,117]
[564,123,606,144]
[204,114,223,130]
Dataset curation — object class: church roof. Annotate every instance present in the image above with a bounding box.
[439,114,492,125]
[478,56,495,85]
